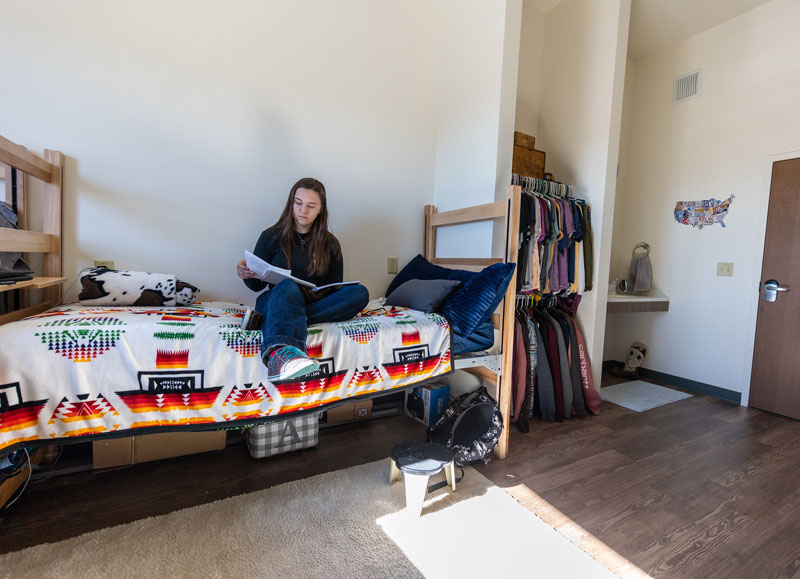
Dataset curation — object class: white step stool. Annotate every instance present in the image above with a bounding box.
[389,441,456,517]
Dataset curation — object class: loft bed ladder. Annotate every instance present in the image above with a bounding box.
[424,184,521,459]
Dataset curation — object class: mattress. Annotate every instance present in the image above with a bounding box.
[0,299,452,455]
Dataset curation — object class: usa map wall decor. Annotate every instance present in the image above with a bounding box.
[674,195,734,229]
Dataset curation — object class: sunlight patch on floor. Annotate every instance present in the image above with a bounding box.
[504,482,652,578]
[377,485,619,578]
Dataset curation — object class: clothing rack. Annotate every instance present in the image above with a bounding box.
[506,174,601,432]
[510,300,601,429]
[513,174,593,296]
[515,293,558,308]
[512,174,574,198]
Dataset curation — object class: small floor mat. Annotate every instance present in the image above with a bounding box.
[601,380,692,412]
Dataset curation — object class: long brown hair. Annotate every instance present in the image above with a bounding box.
[268,177,341,277]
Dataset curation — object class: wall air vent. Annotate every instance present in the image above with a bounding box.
[673,69,702,104]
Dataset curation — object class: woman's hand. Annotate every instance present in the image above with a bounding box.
[237,259,258,279]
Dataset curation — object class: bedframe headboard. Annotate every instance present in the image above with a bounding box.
[424,184,521,459]
[0,134,64,325]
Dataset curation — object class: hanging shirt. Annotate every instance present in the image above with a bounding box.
[580,203,594,291]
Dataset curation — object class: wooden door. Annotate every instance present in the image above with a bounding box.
[750,157,800,419]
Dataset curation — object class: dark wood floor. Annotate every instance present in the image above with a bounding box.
[2,378,799,579]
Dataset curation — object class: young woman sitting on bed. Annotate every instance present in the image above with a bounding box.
[236,177,369,380]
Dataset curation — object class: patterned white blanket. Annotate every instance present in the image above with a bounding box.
[0,300,451,454]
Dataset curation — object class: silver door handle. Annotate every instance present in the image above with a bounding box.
[763,279,790,302]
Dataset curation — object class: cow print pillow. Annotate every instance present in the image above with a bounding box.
[78,268,199,306]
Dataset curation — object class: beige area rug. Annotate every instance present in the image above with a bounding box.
[0,460,615,578]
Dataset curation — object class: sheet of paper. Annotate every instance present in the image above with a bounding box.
[244,251,314,288]
[311,280,361,292]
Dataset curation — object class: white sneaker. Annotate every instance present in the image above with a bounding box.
[266,346,320,381]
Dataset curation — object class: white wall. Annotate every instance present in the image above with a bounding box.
[2,0,545,407]
[432,0,522,259]
[430,0,523,398]
[535,0,631,385]
[608,57,638,283]
[0,0,444,303]
[495,0,525,206]
[515,0,545,138]
[605,0,800,398]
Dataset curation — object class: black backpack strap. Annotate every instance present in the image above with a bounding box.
[448,388,481,413]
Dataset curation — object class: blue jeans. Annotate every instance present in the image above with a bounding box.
[255,279,370,357]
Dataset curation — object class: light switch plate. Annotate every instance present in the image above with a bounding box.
[716,262,734,277]
[387,257,398,274]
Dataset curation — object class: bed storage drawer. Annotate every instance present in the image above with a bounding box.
[245,412,322,459]
[93,430,227,468]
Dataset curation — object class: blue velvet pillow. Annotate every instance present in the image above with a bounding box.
[452,318,495,354]
[442,262,516,339]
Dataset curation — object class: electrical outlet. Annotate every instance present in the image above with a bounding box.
[387,257,398,274]
[716,262,734,277]
[94,259,115,269]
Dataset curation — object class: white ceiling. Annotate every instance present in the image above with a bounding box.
[628,0,772,60]
[527,0,773,60]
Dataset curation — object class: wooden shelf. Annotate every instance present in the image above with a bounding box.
[607,294,670,314]
[0,276,67,294]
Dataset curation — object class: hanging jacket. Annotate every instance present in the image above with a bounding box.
[512,318,527,422]
[545,310,573,419]
[554,311,586,417]
[524,316,538,418]
[534,309,563,421]
[572,317,601,415]
[530,317,555,422]
[517,313,532,433]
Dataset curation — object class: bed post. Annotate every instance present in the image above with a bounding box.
[423,205,436,261]
[42,150,63,306]
[3,164,28,308]
[494,185,521,459]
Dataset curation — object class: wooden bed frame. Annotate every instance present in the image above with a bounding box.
[424,184,521,459]
[0,133,521,460]
[0,134,65,324]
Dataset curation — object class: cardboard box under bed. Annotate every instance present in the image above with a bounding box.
[93,430,227,468]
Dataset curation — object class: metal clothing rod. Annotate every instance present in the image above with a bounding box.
[511,173,575,199]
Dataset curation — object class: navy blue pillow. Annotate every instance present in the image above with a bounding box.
[442,262,516,339]
[385,254,475,297]
[387,255,515,342]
